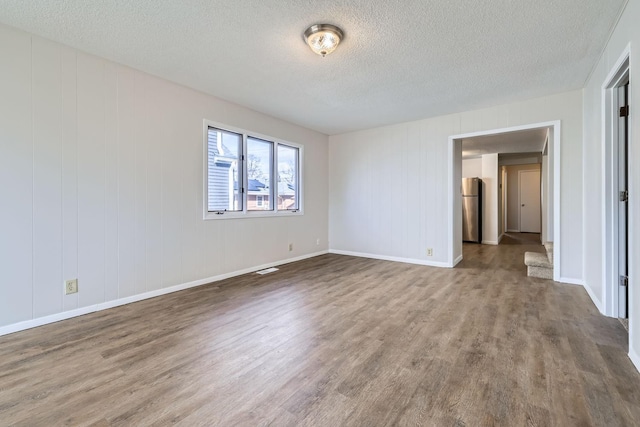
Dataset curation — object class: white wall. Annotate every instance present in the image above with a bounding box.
[481,154,499,244]
[454,142,463,261]
[546,131,555,242]
[541,152,550,241]
[329,90,582,277]
[0,24,329,331]
[462,158,482,178]
[583,0,640,370]
[499,155,541,166]
[499,167,506,238]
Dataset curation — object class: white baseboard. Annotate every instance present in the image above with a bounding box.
[559,277,604,315]
[558,276,584,286]
[498,233,504,243]
[506,229,520,233]
[482,240,499,245]
[0,250,329,337]
[453,254,463,267]
[0,306,98,337]
[630,347,640,374]
[577,280,604,314]
[329,249,453,268]
[554,273,607,315]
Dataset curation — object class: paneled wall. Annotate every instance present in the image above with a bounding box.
[0,24,329,330]
[481,154,499,245]
[329,90,583,278]
[583,0,640,369]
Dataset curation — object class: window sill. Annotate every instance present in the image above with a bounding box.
[203,210,303,220]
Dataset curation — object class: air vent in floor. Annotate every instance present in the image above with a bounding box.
[256,267,279,275]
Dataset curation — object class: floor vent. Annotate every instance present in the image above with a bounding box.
[256,267,279,275]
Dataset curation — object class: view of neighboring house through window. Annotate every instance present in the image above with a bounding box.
[206,123,302,217]
[247,137,273,211]
[277,144,299,210]
[207,127,242,212]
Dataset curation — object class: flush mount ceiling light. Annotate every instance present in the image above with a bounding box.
[303,24,344,57]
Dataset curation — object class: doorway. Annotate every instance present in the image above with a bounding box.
[504,164,542,234]
[449,121,560,282]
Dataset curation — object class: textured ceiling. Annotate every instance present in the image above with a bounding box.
[461,128,548,159]
[0,0,626,135]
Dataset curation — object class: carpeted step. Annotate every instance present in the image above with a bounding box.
[524,251,553,279]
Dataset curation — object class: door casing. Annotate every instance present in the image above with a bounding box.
[602,45,630,318]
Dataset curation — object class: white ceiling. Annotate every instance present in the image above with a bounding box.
[0,0,626,135]
[461,128,549,159]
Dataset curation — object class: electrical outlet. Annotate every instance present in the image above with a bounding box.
[316,238,320,245]
[65,279,78,295]
[288,243,293,251]
[426,248,433,257]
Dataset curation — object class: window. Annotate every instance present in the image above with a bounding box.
[205,122,302,218]
[207,128,242,212]
[247,137,273,211]
[277,144,299,211]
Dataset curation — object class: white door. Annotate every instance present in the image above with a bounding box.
[502,167,508,234]
[519,170,541,233]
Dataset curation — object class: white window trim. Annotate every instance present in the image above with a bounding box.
[203,119,304,220]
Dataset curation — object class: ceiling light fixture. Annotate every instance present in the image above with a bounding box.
[303,24,344,57]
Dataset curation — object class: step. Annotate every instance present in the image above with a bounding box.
[524,251,553,279]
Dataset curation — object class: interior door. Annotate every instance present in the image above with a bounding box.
[618,83,629,318]
[499,167,506,237]
[519,170,541,233]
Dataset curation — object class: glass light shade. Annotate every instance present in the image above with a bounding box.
[304,24,344,57]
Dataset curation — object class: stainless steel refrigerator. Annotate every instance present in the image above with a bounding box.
[462,177,482,243]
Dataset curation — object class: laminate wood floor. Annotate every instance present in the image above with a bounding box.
[499,232,542,245]
[1,244,639,426]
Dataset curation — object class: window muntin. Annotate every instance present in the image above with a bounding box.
[207,127,242,212]
[277,144,299,211]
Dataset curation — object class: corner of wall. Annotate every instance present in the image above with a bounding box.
[579,279,605,314]
[630,345,640,373]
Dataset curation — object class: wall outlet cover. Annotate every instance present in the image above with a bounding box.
[65,279,78,295]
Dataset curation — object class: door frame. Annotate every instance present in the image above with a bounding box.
[602,44,630,318]
[448,120,561,282]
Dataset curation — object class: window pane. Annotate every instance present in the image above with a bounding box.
[207,127,242,212]
[277,144,299,210]
[247,137,273,211]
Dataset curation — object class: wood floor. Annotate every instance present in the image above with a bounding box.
[499,232,542,245]
[1,244,639,426]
